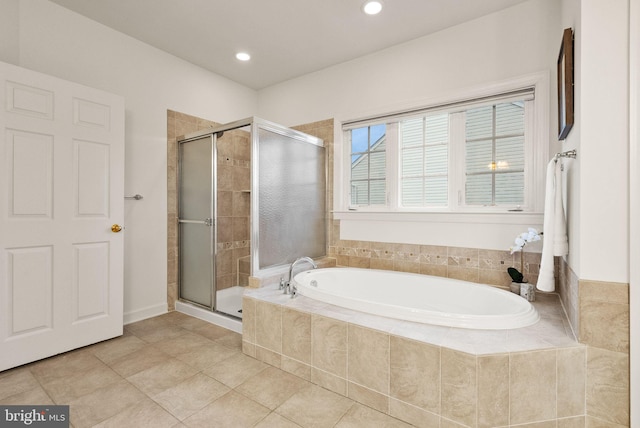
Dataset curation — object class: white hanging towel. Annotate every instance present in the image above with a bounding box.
[537,158,569,292]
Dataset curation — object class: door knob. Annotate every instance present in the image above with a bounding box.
[111,224,123,233]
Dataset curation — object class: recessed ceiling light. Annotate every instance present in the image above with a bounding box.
[362,0,383,15]
[236,52,251,61]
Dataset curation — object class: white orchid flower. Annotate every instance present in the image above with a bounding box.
[527,228,541,241]
[509,227,541,253]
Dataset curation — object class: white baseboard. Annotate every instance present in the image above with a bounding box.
[124,303,168,325]
[175,301,242,334]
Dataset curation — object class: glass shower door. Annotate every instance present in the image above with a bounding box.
[178,135,215,309]
[252,120,326,272]
[177,117,323,318]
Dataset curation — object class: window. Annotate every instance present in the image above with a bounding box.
[349,124,386,206]
[464,102,525,206]
[343,82,543,213]
[400,114,449,207]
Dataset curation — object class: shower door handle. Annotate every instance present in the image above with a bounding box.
[177,218,214,226]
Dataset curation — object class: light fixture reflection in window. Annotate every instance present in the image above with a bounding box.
[488,161,510,171]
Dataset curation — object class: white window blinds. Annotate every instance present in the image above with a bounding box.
[465,101,525,206]
[400,114,449,207]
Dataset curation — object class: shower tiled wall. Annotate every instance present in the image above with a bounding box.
[215,130,251,290]
[291,119,335,211]
[291,119,336,245]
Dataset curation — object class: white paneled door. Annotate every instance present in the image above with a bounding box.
[0,61,125,371]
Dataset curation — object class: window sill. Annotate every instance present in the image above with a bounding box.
[333,210,543,225]
[332,210,544,251]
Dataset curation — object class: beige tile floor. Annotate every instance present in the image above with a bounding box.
[0,312,413,428]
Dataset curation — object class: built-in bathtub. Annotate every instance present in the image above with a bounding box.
[242,268,586,427]
[293,268,539,330]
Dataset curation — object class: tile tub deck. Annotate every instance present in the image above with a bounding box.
[242,283,587,427]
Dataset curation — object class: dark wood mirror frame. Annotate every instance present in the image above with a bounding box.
[558,28,575,140]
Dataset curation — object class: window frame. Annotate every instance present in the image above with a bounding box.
[462,103,527,208]
[339,73,549,216]
[348,123,389,207]
[453,99,534,212]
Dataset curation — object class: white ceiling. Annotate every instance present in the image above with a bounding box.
[49,0,528,90]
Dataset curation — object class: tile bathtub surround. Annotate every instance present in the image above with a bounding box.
[578,280,630,426]
[557,256,580,338]
[586,347,630,426]
[243,286,586,427]
[247,256,337,289]
[579,280,629,353]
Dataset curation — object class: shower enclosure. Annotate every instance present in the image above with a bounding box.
[178,117,325,319]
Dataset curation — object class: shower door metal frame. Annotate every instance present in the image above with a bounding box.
[177,133,217,311]
[177,118,252,314]
[177,116,325,301]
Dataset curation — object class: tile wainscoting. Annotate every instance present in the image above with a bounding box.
[329,222,542,291]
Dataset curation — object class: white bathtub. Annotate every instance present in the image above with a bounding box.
[293,268,539,330]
